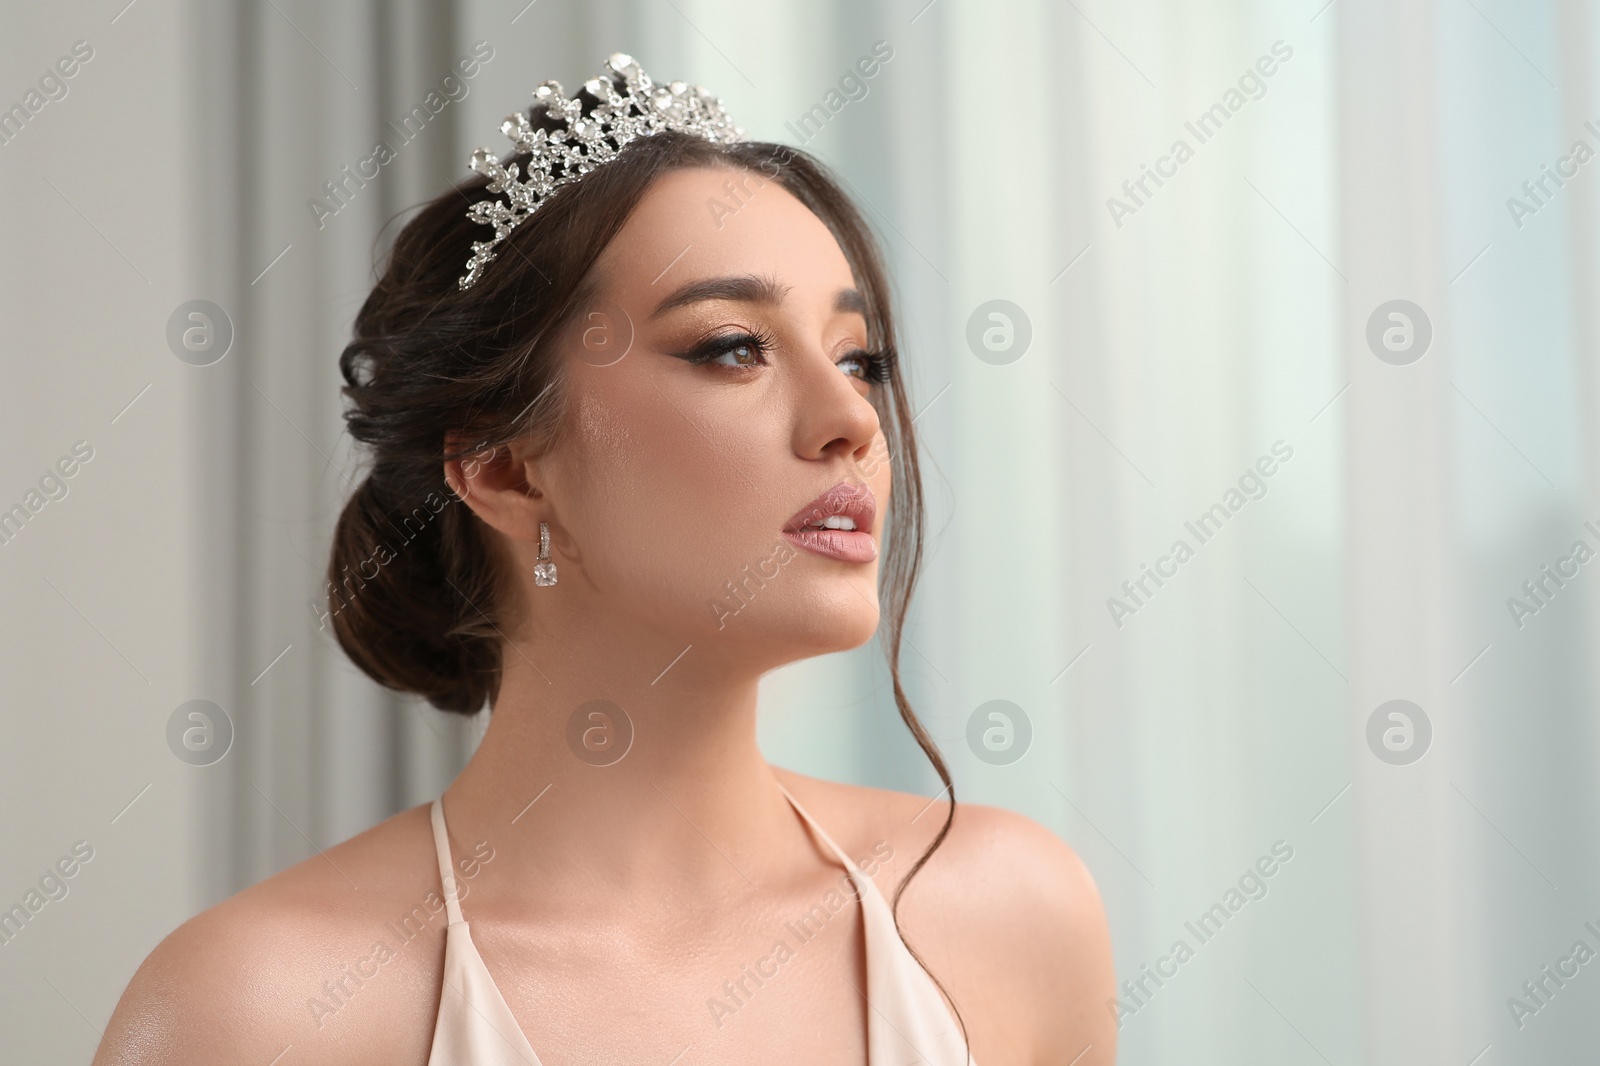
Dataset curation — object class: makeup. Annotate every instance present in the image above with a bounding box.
[781,480,877,563]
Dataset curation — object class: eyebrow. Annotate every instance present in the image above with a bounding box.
[648,272,866,320]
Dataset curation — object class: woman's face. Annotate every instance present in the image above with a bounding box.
[534,164,892,670]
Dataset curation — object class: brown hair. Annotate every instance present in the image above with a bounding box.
[327,100,966,1051]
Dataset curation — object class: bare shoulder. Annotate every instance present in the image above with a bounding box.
[93,804,447,1066]
[772,767,1117,1066]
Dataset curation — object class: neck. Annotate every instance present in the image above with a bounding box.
[439,628,807,910]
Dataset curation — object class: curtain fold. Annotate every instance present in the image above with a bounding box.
[192,0,479,894]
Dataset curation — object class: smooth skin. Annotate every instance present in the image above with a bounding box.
[93,165,1116,1065]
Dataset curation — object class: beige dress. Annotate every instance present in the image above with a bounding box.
[425,782,975,1064]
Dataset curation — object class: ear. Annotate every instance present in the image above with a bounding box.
[443,433,545,542]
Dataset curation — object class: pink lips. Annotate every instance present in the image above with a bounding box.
[781,480,878,563]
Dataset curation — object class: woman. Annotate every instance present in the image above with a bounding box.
[95,54,1114,1065]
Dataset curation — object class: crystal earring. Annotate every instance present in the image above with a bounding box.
[534,521,558,586]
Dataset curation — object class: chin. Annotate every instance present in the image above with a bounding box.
[784,594,882,656]
[703,584,880,665]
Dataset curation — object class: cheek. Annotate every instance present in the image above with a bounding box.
[558,382,787,612]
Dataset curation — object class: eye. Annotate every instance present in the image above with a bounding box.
[674,328,774,369]
[836,347,894,384]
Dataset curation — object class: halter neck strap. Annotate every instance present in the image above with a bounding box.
[429,797,466,925]
[775,779,865,885]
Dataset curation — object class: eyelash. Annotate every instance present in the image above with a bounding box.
[677,328,895,384]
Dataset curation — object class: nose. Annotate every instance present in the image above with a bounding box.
[792,347,882,466]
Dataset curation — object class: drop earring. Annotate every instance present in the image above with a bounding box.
[534,520,558,586]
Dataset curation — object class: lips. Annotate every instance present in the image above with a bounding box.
[782,480,877,563]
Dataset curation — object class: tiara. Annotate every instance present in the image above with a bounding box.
[457,52,745,290]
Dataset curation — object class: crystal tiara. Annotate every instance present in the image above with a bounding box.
[457,52,745,290]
